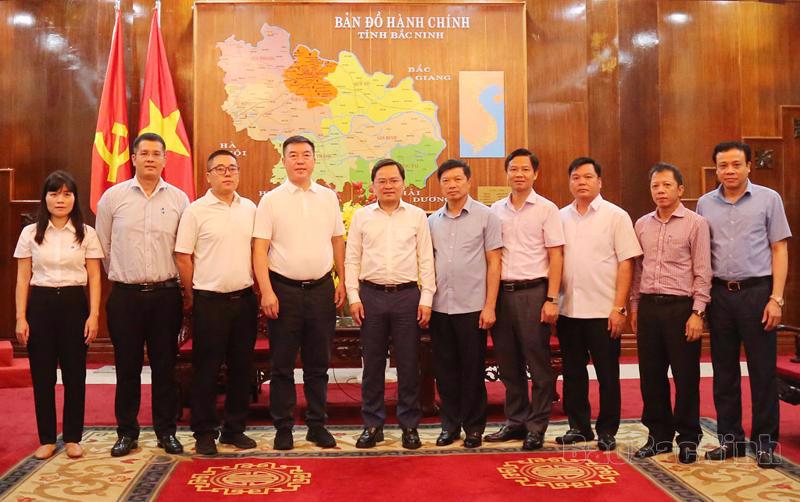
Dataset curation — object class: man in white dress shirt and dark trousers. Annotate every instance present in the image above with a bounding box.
[556,157,642,452]
[345,158,436,449]
[96,132,190,457]
[253,136,346,451]
[175,149,258,455]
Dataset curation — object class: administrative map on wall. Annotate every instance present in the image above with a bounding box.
[459,71,505,158]
[217,24,446,189]
[194,3,526,210]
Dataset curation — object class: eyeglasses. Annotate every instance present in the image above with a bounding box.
[208,165,240,175]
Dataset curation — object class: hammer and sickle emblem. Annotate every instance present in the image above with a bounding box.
[94,122,130,182]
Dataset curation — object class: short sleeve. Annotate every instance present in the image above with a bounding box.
[766,191,792,243]
[614,211,643,261]
[331,192,345,237]
[484,210,503,251]
[543,202,566,247]
[174,208,199,254]
[253,193,273,240]
[82,226,105,259]
[13,224,35,258]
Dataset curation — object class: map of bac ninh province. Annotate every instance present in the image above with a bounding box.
[217,22,446,189]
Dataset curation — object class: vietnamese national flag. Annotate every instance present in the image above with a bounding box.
[90,10,131,214]
[138,6,195,199]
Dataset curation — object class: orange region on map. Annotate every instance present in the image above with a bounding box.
[283,45,338,108]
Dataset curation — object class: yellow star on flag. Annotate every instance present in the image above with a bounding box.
[139,100,190,157]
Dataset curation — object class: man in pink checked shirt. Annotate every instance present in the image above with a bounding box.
[629,163,711,465]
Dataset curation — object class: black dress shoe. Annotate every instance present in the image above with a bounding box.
[555,429,594,445]
[634,438,672,458]
[484,425,527,442]
[597,434,616,451]
[756,450,780,469]
[157,434,184,454]
[436,430,461,446]
[402,428,422,449]
[273,428,294,451]
[522,432,544,451]
[705,443,746,461]
[220,432,257,449]
[111,436,138,457]
[195,435,218,455]
[356,427,384,449]
[306,426,337,448]
[463,432,482,448]
[678,443,697,464]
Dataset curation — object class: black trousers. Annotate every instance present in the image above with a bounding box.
[708,279,778,451]
[27,286,88,444]
[360,286,421,429]
[492,284,554,435]
[267,274,335,430]
[191,289,258,438]
[637,295,701,446]
[430,311,487,434]
[557,316,621,436]
[107,285,182,439]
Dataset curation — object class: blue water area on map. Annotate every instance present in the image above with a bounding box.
[460,84,505,158]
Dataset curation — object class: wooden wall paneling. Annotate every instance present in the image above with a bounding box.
[618,0,661,222]
[741,136,783,193]
[658,1,742,200]
[781,106,800,327]
[738,3,800,138]
[586,0,622,205]
[525,0,588,205]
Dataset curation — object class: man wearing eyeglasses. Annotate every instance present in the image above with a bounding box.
[175,149,258,455]
[253,136,346,451]
[345,158,436,449]
[96,132,190,457]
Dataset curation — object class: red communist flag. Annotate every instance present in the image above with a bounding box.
[90,10,131,214]
[138,7,195,199]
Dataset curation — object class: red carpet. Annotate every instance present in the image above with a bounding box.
[158,451,671,501]
[0,341,31,389]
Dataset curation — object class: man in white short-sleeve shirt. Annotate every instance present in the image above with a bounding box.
[175,149,257,455]
[252,136,346,451]
[556,156,642,452]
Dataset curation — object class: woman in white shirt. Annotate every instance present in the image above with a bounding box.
[14,170,103,460]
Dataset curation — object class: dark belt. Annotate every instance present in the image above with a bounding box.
[712,276,771,292]
[640,293,692,304]
[30,285,84,295]
[270,271,330,289]
[193,287,253,300]
[501,278,547,292]
[113,279,179,292]
[360,280,418,293]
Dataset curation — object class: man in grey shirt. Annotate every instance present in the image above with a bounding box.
[96,132,189,457]
[428,159,502,448]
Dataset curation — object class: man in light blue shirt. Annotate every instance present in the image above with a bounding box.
[696,140,791,468]
[428,159,502,449]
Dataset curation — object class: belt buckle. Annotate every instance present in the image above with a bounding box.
[726,280,741,292]
[503,283,515,292]
[229,294,242,300]
[384,284,398,293]
[300,280,314,289]
[140,283,155,292]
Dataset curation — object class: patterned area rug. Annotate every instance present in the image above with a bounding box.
[1,419,798,501]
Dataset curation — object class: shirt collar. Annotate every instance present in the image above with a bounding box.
[438,196,475,218]
[503,189,537,209]
[201,189,241,206]
[284,180,320,194]
[372,200,408,213]
[570,193,603,214]
[131,176,168,193]
[46,220,77,233]
[713,179,753,201]
[650,202,687,222]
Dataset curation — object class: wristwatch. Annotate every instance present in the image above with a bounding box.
[769,295,785,307]
[546,296,558,304]
[614,306,627,316]
[692,309,706,319]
